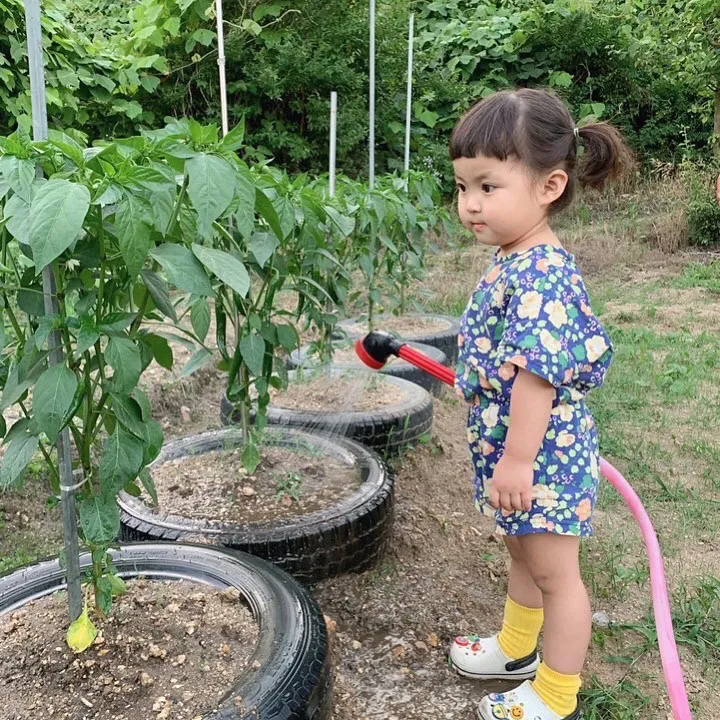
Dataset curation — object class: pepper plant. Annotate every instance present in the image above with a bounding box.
[0,119,266,644]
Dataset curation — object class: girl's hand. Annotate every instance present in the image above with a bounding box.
[488,454,534,513]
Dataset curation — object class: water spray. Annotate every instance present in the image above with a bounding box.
[356,331,693,720]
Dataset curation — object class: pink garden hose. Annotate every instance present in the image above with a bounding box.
[356,332,693,719]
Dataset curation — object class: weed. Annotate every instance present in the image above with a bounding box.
[274,471,303,503]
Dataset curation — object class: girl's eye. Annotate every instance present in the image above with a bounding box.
[456,183,466,193]
[481,183,496,193]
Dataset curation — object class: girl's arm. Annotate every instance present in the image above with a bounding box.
[489,368,555,512]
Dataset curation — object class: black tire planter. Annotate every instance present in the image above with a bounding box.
[0,543,332,720]
[288,341,448,396]
[220,369,433,457]
[119,428,394,585]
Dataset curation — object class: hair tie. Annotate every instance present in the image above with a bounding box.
[573,127,580,139]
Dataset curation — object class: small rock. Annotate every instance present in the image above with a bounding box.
[172,654,186,666]
[180,406,192,423]
[351,640,362,650]
[415,641,428,652]
[149,644,167,659]
[251,660,261,670]
[391,645,405,659]
[185,624,196,636]
[219,643,231,656]
[427,632,440,648]
[592,611,611,628]
[166,603,181,613]
[219,587,241,604]
[323,615,337,634]
[139,672,155,687]
[152,697,167,712]
[182,691,195,702]
[241,486,256,497]
[280,495,293,507]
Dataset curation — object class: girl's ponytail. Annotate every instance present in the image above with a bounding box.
[577,122,634,189]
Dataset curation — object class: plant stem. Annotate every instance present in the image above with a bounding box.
[18,400,60,490]
[167,175,189,237]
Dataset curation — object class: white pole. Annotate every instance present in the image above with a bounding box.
[329,92,337,197]
[24,0,82,623]
[216,0,229,136]
[369,0,375,189]
[404,13,415,175]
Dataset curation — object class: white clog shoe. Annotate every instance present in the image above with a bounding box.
[448,633,539,681]
[476,680,582,720]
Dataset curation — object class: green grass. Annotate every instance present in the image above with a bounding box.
[580,676,653,720]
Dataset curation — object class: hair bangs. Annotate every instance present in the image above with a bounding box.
[449,92,522,162]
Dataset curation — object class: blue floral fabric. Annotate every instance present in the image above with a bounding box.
[455,244,613,536]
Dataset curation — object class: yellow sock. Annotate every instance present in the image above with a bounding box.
[532,661,581,716]
[497,595,544,659]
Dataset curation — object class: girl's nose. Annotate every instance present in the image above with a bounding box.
[465,192,482,214]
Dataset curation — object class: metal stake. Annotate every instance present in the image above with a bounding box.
[329,92,337,197]
[216,0,229,137]
[404,13,415,175]
[24,0,82,622]
[369,0,375,188]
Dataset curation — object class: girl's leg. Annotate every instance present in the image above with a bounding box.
[505,536,543,609]
[518,533,589,715]
[497,537,544,659]
[518,533,590,672]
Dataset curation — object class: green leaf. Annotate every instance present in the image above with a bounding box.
[192,244,250,297]
[131,388,152,422]
[106,337,142,393]
[100,312,136,334]
[248,233,279,269]
[139,269,178,322]
[108,573,127,596]
[95,574,113,616]
[191,297,211,343]
[4,192,32,244]
[76,320,100,356]
[0,350,47,411]
[255,188,284,240]
[99,426,144,495]
[66,603,97,653]
[242,440,260,474]
[115,194,154,278]
[185,153,236,239]
[33,365,78,442]
[0,427,39,489]
[29,179,91,271]
[138,467,158,505]
[276,323,298,353]
[222,117,246,151]
[240,334,265,376]
[149,244,214,297]
[143,420,164,466]
[234,170,255,240]
[0,155,35,203]
[141,333,173,370]
[79,493,121,546]
[110,393,147,439]
[180,347,213,378]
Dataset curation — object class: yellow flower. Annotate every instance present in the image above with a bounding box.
[517,291,542,320]
[540,329,562,355]
[544,299,568,328]
[556,431,576,448]
[585,335,609,362]
[547,252,565,267]
[530,514,548,529]
[474,336,492,353]
[552,403,574,422]
[498,362,517,381]
[576,498,592,522]
[532,485,559,509]
[481,403,500,428]
[492,281,507,306]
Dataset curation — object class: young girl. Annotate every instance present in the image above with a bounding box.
[447,88,631,720]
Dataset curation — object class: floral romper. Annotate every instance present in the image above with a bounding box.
[455,243,613,537]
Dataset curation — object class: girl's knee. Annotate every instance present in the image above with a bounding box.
[503,536,526,563]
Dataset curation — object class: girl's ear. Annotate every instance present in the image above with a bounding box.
[538,168,569,207]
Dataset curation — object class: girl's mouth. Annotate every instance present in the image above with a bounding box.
[471,222,487,232]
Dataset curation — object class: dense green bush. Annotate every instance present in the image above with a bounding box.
[3,0,717,179]
[685,161,720,246]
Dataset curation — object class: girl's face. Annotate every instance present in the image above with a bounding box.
[453,154,566,254]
